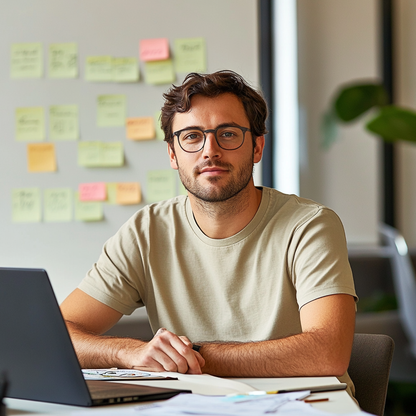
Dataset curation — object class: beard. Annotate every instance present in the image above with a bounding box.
[177,155,254,203]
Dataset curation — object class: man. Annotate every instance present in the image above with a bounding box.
[61,70,356,393]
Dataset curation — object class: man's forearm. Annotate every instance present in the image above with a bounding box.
[198,329,350,378]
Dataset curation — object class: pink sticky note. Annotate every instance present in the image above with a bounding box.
[79,182,107,201]
[140,38,169,62]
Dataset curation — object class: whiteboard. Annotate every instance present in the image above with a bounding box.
[0,0,260,303]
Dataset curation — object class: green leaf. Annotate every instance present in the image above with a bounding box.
[321,109,339,149]
[334,83,388,122]
[366,106,416,143]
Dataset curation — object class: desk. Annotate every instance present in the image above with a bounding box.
[5,374,361,415]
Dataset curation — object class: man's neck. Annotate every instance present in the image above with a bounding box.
[188,182,263,239]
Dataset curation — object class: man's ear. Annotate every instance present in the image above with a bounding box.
[253,136,265,164]
[167,143,178,170]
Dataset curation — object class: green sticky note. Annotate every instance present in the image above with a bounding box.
[147,170,176,203]
[174,38,206,73]
[178,177,188,196]
[97,94,126,127]
[78,142,101,167]
[49,104,79,140]
[106,182,118,204]
[154,110,165,141]
[15,107,45,141]
[113,57,139,82]
[12,188,41,222]
[44,188,72,222]
[100,142,124,167]
[10,43,43,78]
[85,56,113,82]
[144,59,175,85]
[48,43,78,78]
[74,192,103,221]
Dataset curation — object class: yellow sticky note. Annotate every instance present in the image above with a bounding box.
[126,117,155,140]
[100,142,124,167]
[144,59,175,85]
[97,94,126,127]
[15,107,45,141]
[116,182,142,205]
[27,143,57,172]
[154,111,165,141]
[44,188,72,222]
[147,170,176,203]
[174,38,206,73]
[12,188,41,222]
[74,192,103,222]
[48,43,78,78]
[85,56,113,82]
[113,57,139,82]
[10,43,43,78]
[49,104,79,140]
[106,182,118,204]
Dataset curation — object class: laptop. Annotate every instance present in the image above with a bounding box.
[0,267,190,406]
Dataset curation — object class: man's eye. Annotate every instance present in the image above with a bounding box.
[184,133,201,141]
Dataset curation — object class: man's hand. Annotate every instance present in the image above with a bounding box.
[125,328,204,374]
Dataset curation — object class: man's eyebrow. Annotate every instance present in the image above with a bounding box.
[178,122,243,131]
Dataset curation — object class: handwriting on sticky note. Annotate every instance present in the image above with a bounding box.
[147,170,176,203]
[50,104,78,140]
[79,182,107,201]
[10,43,43,78]
[74,192,103,222]
[113,57,139,82]
[97,95,126,127]
[144,59,175,85]
[27,143,57,172]
[85,56,113,82]
[140,38,169,62]
[44,188,72,222]
[126,117,155,140]
[116,182,141,205]
[174,38,206,72]
[12,188,41,222]
[49,43,78,78]
[15,107,45,141]
[78,141,124,167]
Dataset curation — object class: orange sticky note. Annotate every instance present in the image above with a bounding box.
[116,182,141,205]
[126,117,155,140]
[27,143,57,172]
[140,38,169,62]
[79,182,107,201]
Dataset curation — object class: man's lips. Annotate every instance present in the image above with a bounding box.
[199,167,228,174]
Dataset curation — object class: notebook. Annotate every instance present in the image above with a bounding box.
[0,267,190,406]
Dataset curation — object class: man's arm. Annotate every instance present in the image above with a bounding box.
[196,294,355,377]
[60,288,204,374]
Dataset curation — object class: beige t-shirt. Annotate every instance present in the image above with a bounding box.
[79,187,357,394]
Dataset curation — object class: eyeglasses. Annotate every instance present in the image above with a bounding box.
[173,124,251,153]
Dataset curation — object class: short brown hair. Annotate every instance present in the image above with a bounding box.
[160,70,268,147]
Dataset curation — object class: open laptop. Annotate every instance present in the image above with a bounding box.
[0,267,190,406]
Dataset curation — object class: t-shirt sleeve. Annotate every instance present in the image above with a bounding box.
[78,216,147,315]
[288,207,357,309]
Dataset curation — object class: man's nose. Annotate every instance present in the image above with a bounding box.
[202,132,221,158]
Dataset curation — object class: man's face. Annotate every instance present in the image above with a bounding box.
[168,93,264,203]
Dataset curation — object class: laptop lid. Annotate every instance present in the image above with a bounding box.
[0,267,189,406]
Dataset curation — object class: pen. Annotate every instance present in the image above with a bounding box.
[265,383,347,394]
[303,398,329,403]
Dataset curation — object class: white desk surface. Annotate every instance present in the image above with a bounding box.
[5,374,361,415]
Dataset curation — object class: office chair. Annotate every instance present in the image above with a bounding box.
[379,223,416,359]
[348,333,394,416]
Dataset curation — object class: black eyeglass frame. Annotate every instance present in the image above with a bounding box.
[172,125,251,153]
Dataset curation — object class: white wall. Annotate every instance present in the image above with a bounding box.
[297,0,380,245]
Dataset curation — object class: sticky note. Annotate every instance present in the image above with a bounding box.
[144,59,175,85]
[178,178,188,196]
[44,188,72,222]
[100,142,124,166]
[48,43,78,78]
[97,94,126,127]
[116,182,141,205]
[15,107,45,141]
[79,182,107,201]
[12,188,41,222]
[49,104,79,140]
[126,117,155,140]
[74,192,103,221]
[174,38,206,73]
[85,56,113,82]
[147,170,176,203]
[140,38,169,62]
[27,143,57,172]
[10,43,43,78]
[154,111,165,141]
[113,57,139,82]
[78,141,101,167]
[106,182,118,204]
